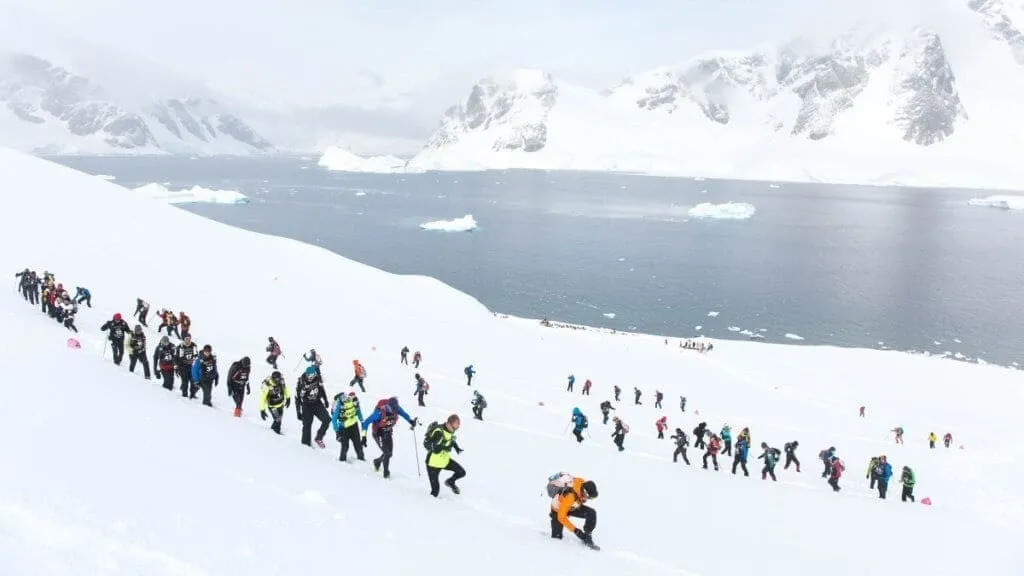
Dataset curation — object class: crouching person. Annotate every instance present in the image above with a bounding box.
[548,473,599,550]
[425,414,466,497]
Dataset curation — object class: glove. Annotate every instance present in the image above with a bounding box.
[214,378,219,387]
[362,436,368,448]
[246,387,251,396]
[260,410,267,421]
[285,398,291,408]
[296,407,303,421]
[455,447,463,454]
[574,529,591,543]
[410,417,419,430]
[336,430,344,442]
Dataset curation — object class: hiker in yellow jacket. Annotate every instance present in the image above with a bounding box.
[928,432,937,449]
[424,414,466,497]
[259,371,291,434]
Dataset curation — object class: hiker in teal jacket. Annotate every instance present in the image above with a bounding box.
[720,425,733,456]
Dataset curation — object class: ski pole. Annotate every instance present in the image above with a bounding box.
[103,339,108,359]
[563,422,570,434]
[293,357,302,372]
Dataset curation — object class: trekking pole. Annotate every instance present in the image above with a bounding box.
[413,425,422,477]
[102,339,108,359]
[562,422,570,434]
[293,357,302,372]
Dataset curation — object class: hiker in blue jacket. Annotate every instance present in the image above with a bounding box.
[731,437,750,476]
[362,397,418,479]
[567,374,575,392]
[73,286,92,307]
[873,455,893,499]
[571,407,588,443]
[464,365,475,386]
[190,344,219,407]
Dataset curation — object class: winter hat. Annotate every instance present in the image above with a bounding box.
[202,344,212,352]
[113,313,122,321]
[242,356,251,367]
[160,336,170,345]
[581,480,598,499]
[304,366,317,377]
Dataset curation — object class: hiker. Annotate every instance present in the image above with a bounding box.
[582,379,592,395]
[175,333,199,399]
[464,365,475,386]
[73,286,91,307]
[226,356,252,417]
[693,422,708,450]
[567,374,575,392]
[400,346,409,365]
[571,408,588,443]
[928,432,937,449]
[134,298,150,327]
[680,396,687,412]
[654,390,663,409]
[265,337,281,369]
[867,456,880,489]
[758,443,781,481]
[900,466,916,502]
[100,313,131,366]
[304,349,323,379]
[259,371,291,434]
[633,387,642,405]
[859,405,865,417]
[702,434,721,471]
[191,344,219,407]
[547,473,599,549]
[613,385,621,402]
[732,436,750,476]
[414,373,429,406]
[892,427,904,444]
[412,351,421,368]
[820,447,836,478]
[331,391,365,462]
[471,391,487,420]
[784,441,801,472]
[296,366,331,448]
[828,456,845,492]
[655,416,668,439]
[599,400,614,424]
[720,424,733,456]
[351,359,367,392]
[943,432,953,448]
[362,397,417,479]
[611,417,628,451]
[127,325,151,379]
[424,415,466,497]
[872,455,893,499]
[670,428,690,465]
[153,335,177,391]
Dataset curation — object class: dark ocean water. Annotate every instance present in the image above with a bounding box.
[50,155,1023,368]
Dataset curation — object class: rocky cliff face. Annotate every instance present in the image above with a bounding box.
[423,70,558,153]
[610,27,967,145]
[968,0,1024,65]
[0,53,273,154]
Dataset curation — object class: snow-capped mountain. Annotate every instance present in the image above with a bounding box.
[0,52,273,155]
[409,7,1024,190]
[968,0,1024,65]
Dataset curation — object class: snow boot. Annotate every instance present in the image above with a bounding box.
[315,438,325,449]
[233,408,242,418]
[444,478,461,494]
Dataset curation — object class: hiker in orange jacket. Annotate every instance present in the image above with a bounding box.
[351,359,366,392]
[550,476,599,548]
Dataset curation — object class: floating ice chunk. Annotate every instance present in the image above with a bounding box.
[419,215,478,232]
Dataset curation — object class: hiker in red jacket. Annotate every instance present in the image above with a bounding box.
[655,416,668,439]
[828,456,845,492]
[703,434,721,470]
[582,379,592,395]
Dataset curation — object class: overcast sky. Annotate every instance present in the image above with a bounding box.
[1,0,958,110]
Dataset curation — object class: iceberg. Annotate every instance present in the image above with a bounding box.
[419,215,478,232]
[688,202,756,220]
[318,147,421,174]
[133,183,250,205]
[967,196,1024,211]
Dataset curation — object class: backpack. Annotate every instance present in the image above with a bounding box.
[423,421,441,451]
[546,472,575,498]
[771,448,782,460]
[580,414,589,429]
[372,399,397,432]
[620,422,630,433]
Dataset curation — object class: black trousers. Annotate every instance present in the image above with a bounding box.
[29,289,38,305]
[549,506,596,538]
[573,429,583,443]
[266,354,278,369]
[110,339,125,365]
[784,453,800,470]
[762,465,777,481]
[655,398,662,408]
[732,458,749,476]
[902,484,915,502]
[722,441,733,457]
[472,405,484,420]
[416,391,425,406]
[828,477,841,491]
[614,389,620,401]
[602,412,609,424]
[613,434,624,450]
[427,459,466,496]
[269,406,284,434]
[229,384,246,410]
[349,376,365,392]
[567,382,573,392]
[878,481,888,499]
[178,367,196,398]
[373,431,395,476]
[64,318,77,333]
[694,435,706,450]
[129,353,151,378]
[301,402,330,445]
[159,369,174,390]
[822,461,833,478]
[75,294,91,307]
[199,377,214,406]
[673,446,690,464]
[337,423,365,461]
[657,429,664,439]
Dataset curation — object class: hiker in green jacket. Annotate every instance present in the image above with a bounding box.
[901,466,916,503]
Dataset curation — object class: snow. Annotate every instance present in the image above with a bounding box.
[2,146,1024,575]
[419,215,478,232]
[967,195,1024,210]
[318,146,419,173]
[687,202,757,220]
[133,182,250,205]
[93,174,116,181]
[785,333,806,341]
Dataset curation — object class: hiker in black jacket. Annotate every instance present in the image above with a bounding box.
[784,441,801,472]
[100,313,131,366]
[226,357,252,417]
[671,428,690,464]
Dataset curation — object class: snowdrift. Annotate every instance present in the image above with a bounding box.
[1,146,1023,575]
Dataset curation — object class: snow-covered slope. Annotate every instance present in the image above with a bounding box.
[2,147,1023,575]
[410,5,1024,190]
[0,7,273,155]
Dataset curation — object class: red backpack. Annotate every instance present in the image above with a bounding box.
[372,399,397,433]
